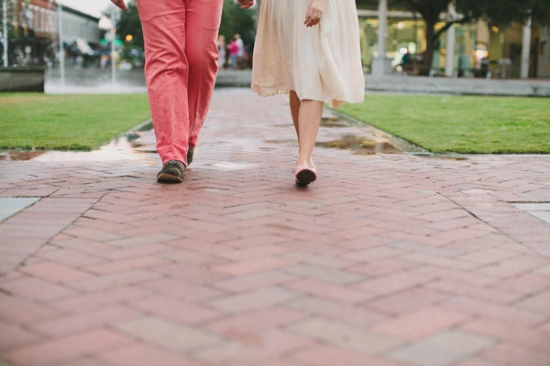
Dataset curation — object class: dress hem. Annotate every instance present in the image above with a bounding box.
[251,83,364,109]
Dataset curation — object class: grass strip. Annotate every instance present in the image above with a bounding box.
[0,93,150,150]
[339,94,550,154]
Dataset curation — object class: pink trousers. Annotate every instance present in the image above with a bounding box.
[137,0,223,165]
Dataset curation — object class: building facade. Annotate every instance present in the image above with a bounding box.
[1,0,99,67]
[1,0,57,66]
[356,0,550,79]
[57,5,100,46]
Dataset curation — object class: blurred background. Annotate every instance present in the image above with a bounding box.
[1,0,549,79]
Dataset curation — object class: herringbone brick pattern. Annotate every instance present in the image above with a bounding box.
[1,88,549,365]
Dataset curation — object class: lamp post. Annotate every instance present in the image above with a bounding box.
[371,0,389,77]
[2,0,8,67]
[98,8,117,86]
[58,4,65,87]
[520,14,532,79]
[110,4,116,85]
[445,3,456,77]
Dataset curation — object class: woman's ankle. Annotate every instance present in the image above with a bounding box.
[296,158,314,168]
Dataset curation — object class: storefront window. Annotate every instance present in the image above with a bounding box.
[359,17,424,73]
[358,8,545,79]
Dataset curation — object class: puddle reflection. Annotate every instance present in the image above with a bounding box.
[0,123,156,162]
[0,151,46,161]
[320,116,350,128]
[204,161,257,171]
[317,135,403,154]
[1,119,404,163]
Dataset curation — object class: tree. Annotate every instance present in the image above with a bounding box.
[529,0,550,26]
[387,0,550,75]
[459,0,550,27]
[110,0,257,54]
[115,1,144,51]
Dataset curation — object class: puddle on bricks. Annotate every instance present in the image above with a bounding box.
[204,161,258,171]
[0,151,45,161]
[319,115,403,154]
[265,139,296,145]
[265,115,404,155]
[0,122,156,162]
[320,116,350,128]
[2,117,404,162]
[425,155,469,161]
[316,135,404,155]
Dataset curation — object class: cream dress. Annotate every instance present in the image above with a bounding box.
[251,0,365,108]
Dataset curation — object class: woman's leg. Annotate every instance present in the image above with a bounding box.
[186,0,224,149]
[295,97,323,168]
[137,0,188,165]
[289,90,301,141]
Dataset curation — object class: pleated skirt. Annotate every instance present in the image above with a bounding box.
[251,0,365,108]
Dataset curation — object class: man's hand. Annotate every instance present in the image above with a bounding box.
[237,0,254,9]
[111,0,128,12]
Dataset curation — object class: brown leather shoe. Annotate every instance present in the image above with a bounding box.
[187,146,195,166]
[157,160,186,183]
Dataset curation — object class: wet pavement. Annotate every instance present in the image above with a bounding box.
[0,122,155,163]
[1,88,550,366]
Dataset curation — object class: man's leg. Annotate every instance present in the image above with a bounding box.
[137,0,189,165]
[186,0,224,149]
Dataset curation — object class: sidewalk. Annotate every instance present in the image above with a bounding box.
[44,68,550,96]
[1,88,550,366]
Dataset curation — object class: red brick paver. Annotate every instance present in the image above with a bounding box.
[1,88,550,365]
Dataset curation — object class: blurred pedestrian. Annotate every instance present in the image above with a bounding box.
[110,0,254,183]
[68,41,79,68]
[252,0,365,186]
[234,33,245,69]
[400,49,413,74]
[217,35,227,68]
[229,36,239,69]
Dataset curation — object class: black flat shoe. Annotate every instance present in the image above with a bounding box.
[295,165,317,187]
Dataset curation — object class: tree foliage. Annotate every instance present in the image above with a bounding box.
[456,0,550,26]
[116,2,144,50]
[112,0,257,52]
[530,0,550,25]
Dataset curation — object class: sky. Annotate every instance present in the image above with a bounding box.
[57,0,113,18]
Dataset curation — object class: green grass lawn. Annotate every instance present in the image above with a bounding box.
[2,92,549,154]
[339,94,550,154]
[0,93,150,150]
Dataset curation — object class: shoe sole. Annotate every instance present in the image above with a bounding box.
[157,172,184,184]
[295,169,317,187]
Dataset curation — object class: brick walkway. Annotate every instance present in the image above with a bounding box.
[1,88,550,366]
